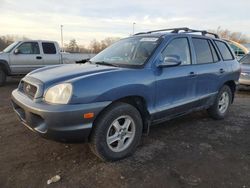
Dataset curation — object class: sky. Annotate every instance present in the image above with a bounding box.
[0,0,250,46]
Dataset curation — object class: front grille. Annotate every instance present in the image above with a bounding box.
[19,81,38,99]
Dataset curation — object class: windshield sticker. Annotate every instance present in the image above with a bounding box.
[140,38,158,42]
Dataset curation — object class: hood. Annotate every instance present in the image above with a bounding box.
[27,63,120,85]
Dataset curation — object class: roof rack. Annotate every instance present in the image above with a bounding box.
[134,27,219,38]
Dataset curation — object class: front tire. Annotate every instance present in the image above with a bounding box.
[89,102,143,161]
[0,68,6,86]
[208,85,232,120]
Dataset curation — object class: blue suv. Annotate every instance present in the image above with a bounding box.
[12,28,240,161]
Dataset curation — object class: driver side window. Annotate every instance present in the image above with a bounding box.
[17,42,40,54]
[162,38,191,65]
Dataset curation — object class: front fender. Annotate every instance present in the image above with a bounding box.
[95,83,153,104]
[70,68,155,111]
[0,59,11,75]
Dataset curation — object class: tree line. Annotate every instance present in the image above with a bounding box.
[0,28,249,53]
[0,35,120,53]
[0,35,29,51]
[64,37,120,53]
[210,27,250,44]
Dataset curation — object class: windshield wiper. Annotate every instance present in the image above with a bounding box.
[75,58,91,64]
[94,61,118,67]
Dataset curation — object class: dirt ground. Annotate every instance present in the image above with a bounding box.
[0,78,250,188]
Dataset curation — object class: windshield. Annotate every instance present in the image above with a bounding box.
[90,37,160,66]
[240,54,250,64]
[3,41,20,53]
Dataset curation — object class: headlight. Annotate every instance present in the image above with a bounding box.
[44,83,72,104]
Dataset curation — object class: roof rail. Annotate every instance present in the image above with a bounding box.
[134,27,219,38]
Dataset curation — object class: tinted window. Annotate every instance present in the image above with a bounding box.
[192,38,213,64]
[208,41,219,62]
[162,38,191,65]
[240,54,250,64]
[215,41,234,60]
[17,42,40,54]
[42,42,56,54]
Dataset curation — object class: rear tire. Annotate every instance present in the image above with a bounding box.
[89,102,143,161]
[207,85,232,120]
[0,68,6,86]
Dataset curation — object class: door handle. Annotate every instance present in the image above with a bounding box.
[36,56,42,60]
[219,68,225,74]
[189,72,197,77]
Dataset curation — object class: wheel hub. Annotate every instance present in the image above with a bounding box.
[106,115,135,152]
[218,91,229,114]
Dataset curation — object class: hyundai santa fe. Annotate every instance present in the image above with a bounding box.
[12,28,240,161]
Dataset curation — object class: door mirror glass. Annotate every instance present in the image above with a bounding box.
[158,55,182,67]
[14,49,20,54]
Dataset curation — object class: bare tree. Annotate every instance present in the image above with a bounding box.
[65,39,79,53]
[89,39,102,54]
[89,37,120,53]
[210,27,250,44]
[0,36,14,51]
[0,35,30,51]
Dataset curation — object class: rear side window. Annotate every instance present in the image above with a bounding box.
[215,41,234,61]
[192,38,213,64]
[42,42,57,54]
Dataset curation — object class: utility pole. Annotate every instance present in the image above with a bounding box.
[133,22,136,35]
[60,25,64,52]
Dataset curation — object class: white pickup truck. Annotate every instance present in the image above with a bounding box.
[0,40,95,86]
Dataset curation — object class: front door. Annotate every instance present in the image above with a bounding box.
[154,37,197,120]
[9,42,44,74]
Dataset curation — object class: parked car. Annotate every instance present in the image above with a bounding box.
[0,40,94,86]
[243,43,250,51]
[239,53,250,86]
[11,28,240,161]
[224,39,249,60]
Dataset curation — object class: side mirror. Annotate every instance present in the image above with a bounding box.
[14,49,20,54]
[157,55,182,68]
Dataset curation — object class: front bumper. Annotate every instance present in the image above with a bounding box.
[239,73,250,86]
[239,78,250,86]
[11,89,111,142]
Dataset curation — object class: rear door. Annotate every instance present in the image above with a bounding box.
[41,42,60,65]
[214,40,238,83]
[191,37,224,106]
[9,42,44,74]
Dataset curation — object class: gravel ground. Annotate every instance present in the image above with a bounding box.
[0,78,250,188]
